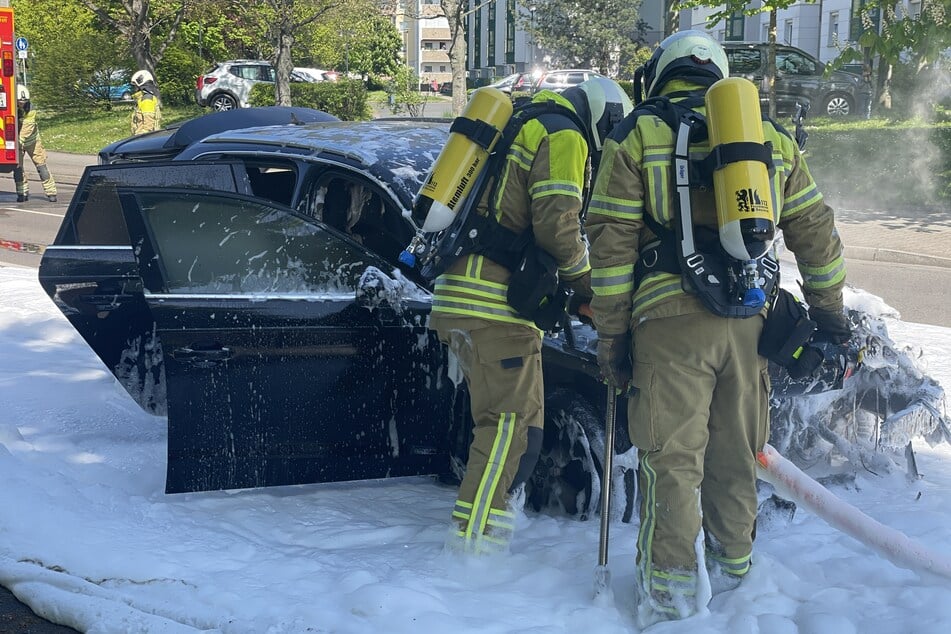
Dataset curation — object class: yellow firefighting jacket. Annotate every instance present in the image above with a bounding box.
[430,90,592,328]
[18,109,39,147]
[585,80,846,336]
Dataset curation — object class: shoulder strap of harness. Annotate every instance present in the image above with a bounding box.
[420,99,587,279]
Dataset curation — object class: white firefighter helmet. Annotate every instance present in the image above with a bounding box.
[561,76,634,153]
[131,70,154,87]
[16,85,30,101]
[640,30,729,99]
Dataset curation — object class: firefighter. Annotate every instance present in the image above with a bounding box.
[13,86,57,203]
[428,77,633,555]
[130,70,161,135]
[584,31,849,625]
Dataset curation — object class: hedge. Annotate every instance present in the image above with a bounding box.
[248,79,371,121]
[805,125,951,210]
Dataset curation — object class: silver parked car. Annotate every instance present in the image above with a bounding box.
[195,60,276,111]
[532,69,607,93]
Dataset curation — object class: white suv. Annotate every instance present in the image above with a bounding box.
[195,60,276,110]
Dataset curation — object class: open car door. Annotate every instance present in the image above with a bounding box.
[116,186,455,493]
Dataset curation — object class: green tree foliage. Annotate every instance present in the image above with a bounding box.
[76,0,187,75]
[826,0,951,116]
[527,0,649,77]
[12,0,130,107]
[305,6,402,79]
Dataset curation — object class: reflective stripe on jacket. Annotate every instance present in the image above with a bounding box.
[431,90,591,326]
[585,81,846,336]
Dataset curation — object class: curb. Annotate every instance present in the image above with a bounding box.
[843,245,951,269]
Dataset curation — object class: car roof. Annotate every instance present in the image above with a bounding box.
[180,118,451,211]
[98,107,341,163]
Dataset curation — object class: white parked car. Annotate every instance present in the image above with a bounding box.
[195,60,275,110]
[292,67,339,83]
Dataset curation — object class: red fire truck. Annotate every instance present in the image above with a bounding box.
[0,5,18,173]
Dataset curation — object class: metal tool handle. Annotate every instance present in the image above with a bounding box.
[597,387,617,567]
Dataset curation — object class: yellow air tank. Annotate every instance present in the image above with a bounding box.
[415,87,514,232]
[705,77,775,261]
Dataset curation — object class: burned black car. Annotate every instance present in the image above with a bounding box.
[38,108,950,518]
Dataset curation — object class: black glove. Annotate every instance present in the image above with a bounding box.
[810,308,851,344]
[786,345,824,379]
[597,333,632,389]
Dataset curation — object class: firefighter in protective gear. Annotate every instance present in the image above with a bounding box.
[429,77,633,555]
[585,30,848,625]
[13,86,57,203]
[130,70,161,135]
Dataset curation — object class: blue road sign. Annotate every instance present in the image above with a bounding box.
[15,37,28,51]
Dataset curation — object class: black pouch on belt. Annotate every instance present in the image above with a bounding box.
[506,243,568,331]
[758,287,817,369]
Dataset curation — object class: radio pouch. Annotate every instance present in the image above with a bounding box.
[506,243,569,331]
[758,287,817,370]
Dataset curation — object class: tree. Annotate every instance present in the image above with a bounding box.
[440,0,468,116]
[78,0,188,76]
[827,0,951,114]
[305,4,403,79]
[527,0,649,76]
[677,0,809,119]
[12,0,130,106]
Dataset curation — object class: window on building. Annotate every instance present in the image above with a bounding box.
[762,24,770,42]
[424,65,433,73]
[423,42,434,50]
[908,0,921,19]
[439,42,447,50]
[828,12,840,46]
[726,11,745,41]
[439,65,447,72]
[850,0,881,40]
[784,19,793,45]
[488,2,496,66]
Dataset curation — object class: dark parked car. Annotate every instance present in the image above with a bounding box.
[37,109,948,518]
[40,109,617,515]
[723,42,863,117]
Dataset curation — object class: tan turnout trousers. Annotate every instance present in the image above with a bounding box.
[628,310,770,615]
[434,320,543,554]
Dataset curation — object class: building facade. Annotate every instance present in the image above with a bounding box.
[395,1,920,86]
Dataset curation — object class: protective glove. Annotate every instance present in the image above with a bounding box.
[597,333,632,389]
[809,307,851,344]
[786,345,824,379]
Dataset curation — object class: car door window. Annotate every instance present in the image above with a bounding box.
[777,52,817,76]
[128,190,378,294]
[58,163,246,246]
[726,49,763,75]
[567,72,586,86]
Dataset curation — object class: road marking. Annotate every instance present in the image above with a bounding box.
[0,206,63,217]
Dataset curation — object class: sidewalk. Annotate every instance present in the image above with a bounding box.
[833,203,951,269]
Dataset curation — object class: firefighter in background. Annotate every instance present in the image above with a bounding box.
[429,77,633,555]
[585,31,849,625]
[14,86,57,203]
[130,69,161,135]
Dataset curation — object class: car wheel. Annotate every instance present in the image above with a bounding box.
[525,388,636,521]
[120,91,132,101]
[210,93,238,111]
[822,93,853,117]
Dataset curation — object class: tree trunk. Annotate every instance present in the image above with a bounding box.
[767,10,777,120]
[275,29,295,106]
[449,10,468,116]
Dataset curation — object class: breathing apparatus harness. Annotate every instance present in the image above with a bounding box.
[628,92,780,319]
[402,97,590,330]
